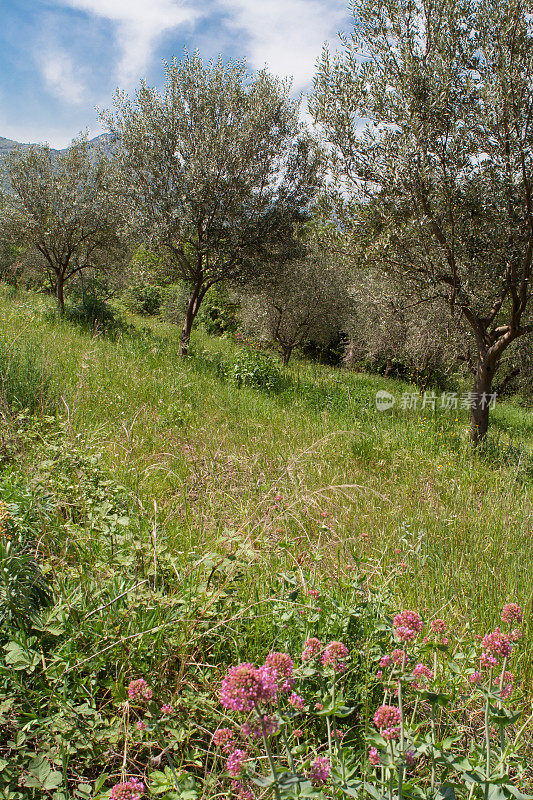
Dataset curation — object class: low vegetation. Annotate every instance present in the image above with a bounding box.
[0,288,532,798]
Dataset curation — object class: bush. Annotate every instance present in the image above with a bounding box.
[123,282,166,315]
[63,296,132,335]
[198,286,240,336]
[231,348,283,392]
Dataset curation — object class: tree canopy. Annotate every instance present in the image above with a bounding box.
[1,137,122,312]
[104,54,323,353]
[311,0,533,442]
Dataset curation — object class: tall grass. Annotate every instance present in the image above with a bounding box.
[2,287,533,684]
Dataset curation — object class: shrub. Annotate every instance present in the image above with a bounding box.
[231,348,283,392]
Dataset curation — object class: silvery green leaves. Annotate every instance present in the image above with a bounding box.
[103,54,323,352]
[310,0,533,443]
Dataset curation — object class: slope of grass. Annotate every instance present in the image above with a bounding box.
[1,287,533,796]
[1,289,532,658]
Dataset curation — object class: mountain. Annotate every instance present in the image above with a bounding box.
[0,134,116,190]
[0,133,113,158]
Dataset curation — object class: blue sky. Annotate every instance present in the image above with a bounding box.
[0,0,350,148]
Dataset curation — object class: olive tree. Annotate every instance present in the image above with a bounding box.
[311,0,533,443]
[2,138,122,312]
[104,54,322,354]
[241,256,350,364]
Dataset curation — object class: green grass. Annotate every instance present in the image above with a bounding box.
[2,287,533,795]
[1,288,532,668]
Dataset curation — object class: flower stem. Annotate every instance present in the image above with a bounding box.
[261,718,281,800]
[484,670,493,800]
[498,657,508,754]
[398,676,404,800]
[430,703,436,796]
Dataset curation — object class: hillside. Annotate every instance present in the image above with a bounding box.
[0,133,112,156]
[1,288,532,796]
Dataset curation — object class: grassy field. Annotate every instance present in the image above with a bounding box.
[1,286,533,796]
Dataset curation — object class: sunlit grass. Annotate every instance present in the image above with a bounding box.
[2,287,533,685]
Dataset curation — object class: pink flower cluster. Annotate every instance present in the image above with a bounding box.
[308,756,331,786]
[430,619,447,634]
[127,679,152,702]
[373,704,401,740]
[393,610,423,642]
[232,783,254,800]
[369,746,380,766]
[227,749,247,777]
[481,628,512,663]
[110,779,144,800]
[161,704,173,715]
[501,604,523,625]
[220,663,278,712]
[288,692,305,710]
[212,727,235,752]
[321,641,349,672]
[265,652,294,691]
[302,638,322,662]
[500,670,514,699]
[412,663,433,690]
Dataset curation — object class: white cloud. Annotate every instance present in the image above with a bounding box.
[59,0,200,86]
[38,48,86,105]
[219,0,348,91]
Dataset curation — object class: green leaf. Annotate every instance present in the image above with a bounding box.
[4,641,40,671]
[437,784,457,800]
[44,772,63,791]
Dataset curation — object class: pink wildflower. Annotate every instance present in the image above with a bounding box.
[127,679,153,702]
[431,619,447,634]
[469,671,482,684]
[373,705,401,741]
[161,704,173,715]
[308,756,331,786]
[393,611,423,642]
[321,641,349,672]
[376,670,383,679]
[511,628,522,642]
[379,655,391,668]
[110,779,144,800]
[369,747,380,766]
[136,720,146,731]
[315,702,324,711]
[501,604,523,625]
[232,784,254,800]
[293,729,304,737]
[288,692,305,710]
[391,649,405,667]
[302,638,322,662]
[220,664,277,712]
[308,589,320,599]
[227,749,247,778]
[405,751,416,768]
[482,628,512,662]
[480,653,498,669]
[212,728,235,752]
[265,652,294,692]
[412,663,433,689]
